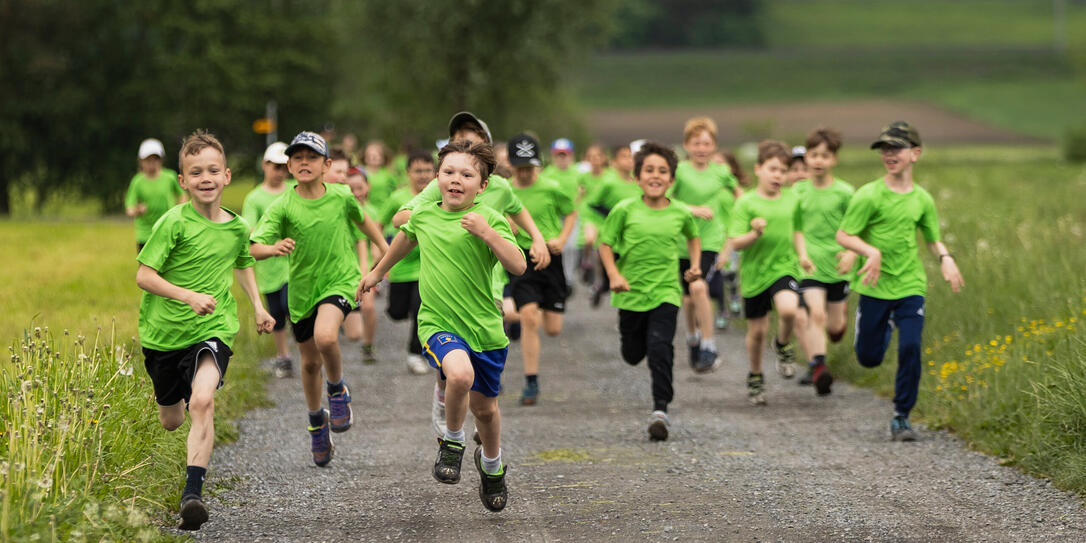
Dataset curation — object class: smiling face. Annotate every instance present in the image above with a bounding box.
[180,147,231,206]
[683,129,717,167]
[636,153,673,200]
[754,156,788,195]
[879,145,921,176]
[287,149,330,185]
[804,142,837,180]
[437,152,486,210]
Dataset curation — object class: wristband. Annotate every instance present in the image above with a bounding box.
[939,253,953,262]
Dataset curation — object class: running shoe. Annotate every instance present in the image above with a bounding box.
[891,415,917,442]
[714,311,729,330]
[308,409,334,467]
[406,353,429,375]
[799,366,814,386]
[747,373,767,406]
[813,361,834,396]
[178,494,209,531]
[362,344,377,365]
[433,438,466,484]
[647,410,670,441]
[273,357,293,379]
[693,348,721,374]
[520,381,539,406]
[729,299,742,317]
[774,341,797,379]
[328,384,353,433]
[432,384,447,438]
[474,447,508,512]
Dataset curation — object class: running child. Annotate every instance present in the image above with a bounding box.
[361,139,526,512]
[583,144,640,307]
[136,130,275,530]
[728,140,816,406]
[242,142,295,378]
[250,131,388,467]
[836,121,964,441]
[126,138,183,252]
[345,166,381,364]
[599,141,700,441]
[540,137,583,287]
[363,140,401,212]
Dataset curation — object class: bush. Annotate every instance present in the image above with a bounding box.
[1063,125,1086,162]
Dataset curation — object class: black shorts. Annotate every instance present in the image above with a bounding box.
[511,251,567,312]
[743,276,801,319]
[137,242,146,254]
[386,281,421,321]
[142,338,232,406]
[678,251,718,295]
[799,279,850,303]
[263,284,290,331]
[292,295,354,342]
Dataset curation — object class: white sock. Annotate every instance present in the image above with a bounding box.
[434,384,445,405]
[444,427,465,443]
[700,338,717,352]
[481,449,503,475]
[687,332,700,346]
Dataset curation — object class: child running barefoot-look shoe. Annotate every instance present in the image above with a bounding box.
[728,141,816,406]
[836,122,964,441]
[599,142,700,442]
[136,131,276,530]
[362,140,526,511]
[251,131,388,467]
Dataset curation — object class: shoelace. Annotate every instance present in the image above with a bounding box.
[330,392,349,419]
[440,442,464,465]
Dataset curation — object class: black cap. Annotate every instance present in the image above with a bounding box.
[508,134,541,167]
[448,111,492,144]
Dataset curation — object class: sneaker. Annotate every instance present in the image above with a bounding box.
[799,366,814,386]
[473,447,508,512]
[647,410,670,441]
[308,409,334,467]
[692,348,721,374]
[433,438,466,484]
[774,341,797,379]
[891,415,917,442]
[178,494,209,531]
[687,338,700,370]
[813,362,833,396]
[714,311,729,330]
[361,344,377,365]
[273,357,293,379]
[406,354,429,375]
[328,384,353,433]
[729,300,742,316]
[747,374,767,406]
[520,381,539,406]
[432,385,447,438]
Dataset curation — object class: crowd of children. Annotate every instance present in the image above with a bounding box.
[129,114,963,529]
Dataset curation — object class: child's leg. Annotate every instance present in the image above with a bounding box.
[470,391,501,458]
[341,311,363,342]
[440,349,475,435]
[361,290,377,346]
[313,304,349,384]
[158,401,185,431]
[827,297,849,343]
[645,303,679,412]
[854,295,895,368]
[688,278,715,343]
[297,339,324,411]
[773,289,800,345]
[618,309,649,365]
[408,287,423,355]
[682,294,697,336]
[890,296,925,415]
[802,288,829,359]
[746,316,769,373]
[273,329,290,360]
[542,310,563,337]
[186,352,220,468]
[519,302,542,377]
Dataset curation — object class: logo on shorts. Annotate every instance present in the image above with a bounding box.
[918,306,925,316]
[553,302,565,310]
[437,334,455,345]
[788,280,799,290]
[205,341,218,353]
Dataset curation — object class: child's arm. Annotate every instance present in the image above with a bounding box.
[353,215,390,264]
[233,267,275,333]
[714,239,733,270]
[462,212,527,276]
[136,264,217,315]
[598,243,629,292]
[684,237,703,283]
[510,208,550,270]
[356,240,370,273]
[250,239,295,261]
[729,217,766,250]
[793,232,816,274]
[928,241,964,292]
[548,211,578,254]
[836,230,881,287]
[359,232,418,298]
[835,249,858,275]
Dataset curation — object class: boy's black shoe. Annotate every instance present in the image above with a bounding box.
[474,447,508,512]
[179,494,209,531]
[433,438,466,484]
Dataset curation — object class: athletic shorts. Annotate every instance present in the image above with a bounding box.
[678,251,718,295]
[292,295,354,343]
[743,276,801,319]
[263,284,290,331]
[142,338,232,406]
[137,242,146,254]
[386,281,420,321]
[423,331,507,398]
[799,278,850,303]
[511,252,567,312]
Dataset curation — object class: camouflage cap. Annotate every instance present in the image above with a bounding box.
[870,121,921,149]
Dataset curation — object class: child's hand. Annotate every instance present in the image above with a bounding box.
[254,308,275,334]
[461,212,491,238]
[135,203,147,216]
[691,206,714,220]
[750,217,767,235]
[683,266,702,283]
[941,256,964,292]
[185,292,217,316]
[357,271,381,301]
[529,239,551,270]
[272,238,296,256]
[857,250,882,287]
[836,250,857,275]
[800,257,816,275]
[546,239,564,255]
[714,252,730,270]
[609,274,631,293]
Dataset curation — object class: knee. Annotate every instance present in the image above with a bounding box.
[300,355,323,374]
[647,341,671,362]
[778,307,797,323]
[621,344,645,366]
[340,326,362,342]
[688,280,707,297]
[520,309,540,329]
[314,331,340,353]
[809,308,827,327]
[470,401,497,423]
[188,391,214,418]
[443,367,473,391]
[160,412,184,431]
[855,345,883,368]
[747,326,766,342]
[828,328,847,343]
[543,320,562,337]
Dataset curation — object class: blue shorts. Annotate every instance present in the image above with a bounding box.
[424,332,507,397]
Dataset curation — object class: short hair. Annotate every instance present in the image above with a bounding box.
[407,149,435,168]
[179,129,226,168]
[611,144,631,157]
[683,117,718,143]
[364,140,391,166]
[805,127,843,154]
[438,139,496,181]
[756,140,791,166]
[329,146,351,164]
[633,141,678,180]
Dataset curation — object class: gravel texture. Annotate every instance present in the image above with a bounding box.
[186,290,1086,542]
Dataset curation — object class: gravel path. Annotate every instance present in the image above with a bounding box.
[188,290,1085,542]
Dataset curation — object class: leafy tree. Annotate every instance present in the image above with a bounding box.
[608,0,764,49]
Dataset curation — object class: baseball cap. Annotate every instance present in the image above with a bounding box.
[870,121,922,149]
[347,166,368,180]
[791,146,806,159]
[551,138,574,155]
[138,138,165,160]
[262,142,288,164]
[285,131,330,158]
[448,111,492,144]
[629,139,647,155]
[508,133,542,167]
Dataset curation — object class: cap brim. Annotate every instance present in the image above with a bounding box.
[552,149,572,155]
[285,142,328,158]
[510,158,541,167]
[870,138,911,150]
[449,112,481,136]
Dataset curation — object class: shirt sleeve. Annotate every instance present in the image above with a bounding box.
[839,188,876,236]
[681,208,698,239]
[400,208,419,242]
[344,191,366,226]
[137,211,179,270]
[250,198,284,244]
[234,224,256,269]
[918,192,941,243]
[598,201,626,247]
[124,175,141,208]
[554,185,575,217]
[489,208,517,246]
[728,198,752,237]
[400,180,439,212]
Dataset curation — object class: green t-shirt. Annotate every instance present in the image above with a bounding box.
[125,169,183,243]
[582,170,641,226]
[600,197,698,312]
[251,183,367,322]
[792,178,855,284]
[671,161,738,256]
[540,164,583,202]
[366,167,400,213]
[839,178,941,299]
[137,203,255,351]
[511,177,574,249]
[401,202,516,352]
[242,184,292,293]
[379,187,422,282]
[729,190,803,298]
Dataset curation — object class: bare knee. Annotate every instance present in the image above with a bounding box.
[470,400,498,423]
[688,280,707,297]
[809,307,828,328]
[160,413,184,431]
[314,332,339,356]
[443,367,474,391]
[188,391,214,418]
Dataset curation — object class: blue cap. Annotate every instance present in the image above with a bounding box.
[551,138,574,154]
[285,131,329,159]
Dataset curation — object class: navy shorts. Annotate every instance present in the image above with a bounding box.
[142,338,232,406]
[292,295,354,343]
[743,276,801,319]
[423,331,507,398]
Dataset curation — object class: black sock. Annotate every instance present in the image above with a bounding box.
[326,379,345,395]
[308,409,325,427]
[653,401,668,413]
[526,374,538,386]
[774,338,787,350]
[184,466,207,498]
[812,354,826,367]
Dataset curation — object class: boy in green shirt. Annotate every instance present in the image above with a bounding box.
[126,138,184,251]
[583,144,640,308]
[242,141,294,378]
[600,142,700,442]
[836,121,964,441]
[250,131,388,467]
[507,134,577,405]
[728,140,816,406]
[792,128,856,394]
[344,165,380,364]
[361,139,526,512]
[136,130,275,530]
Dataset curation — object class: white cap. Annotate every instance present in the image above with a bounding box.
[629,139,647,155]
[138,138,165,160]
[263,142,289,164]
